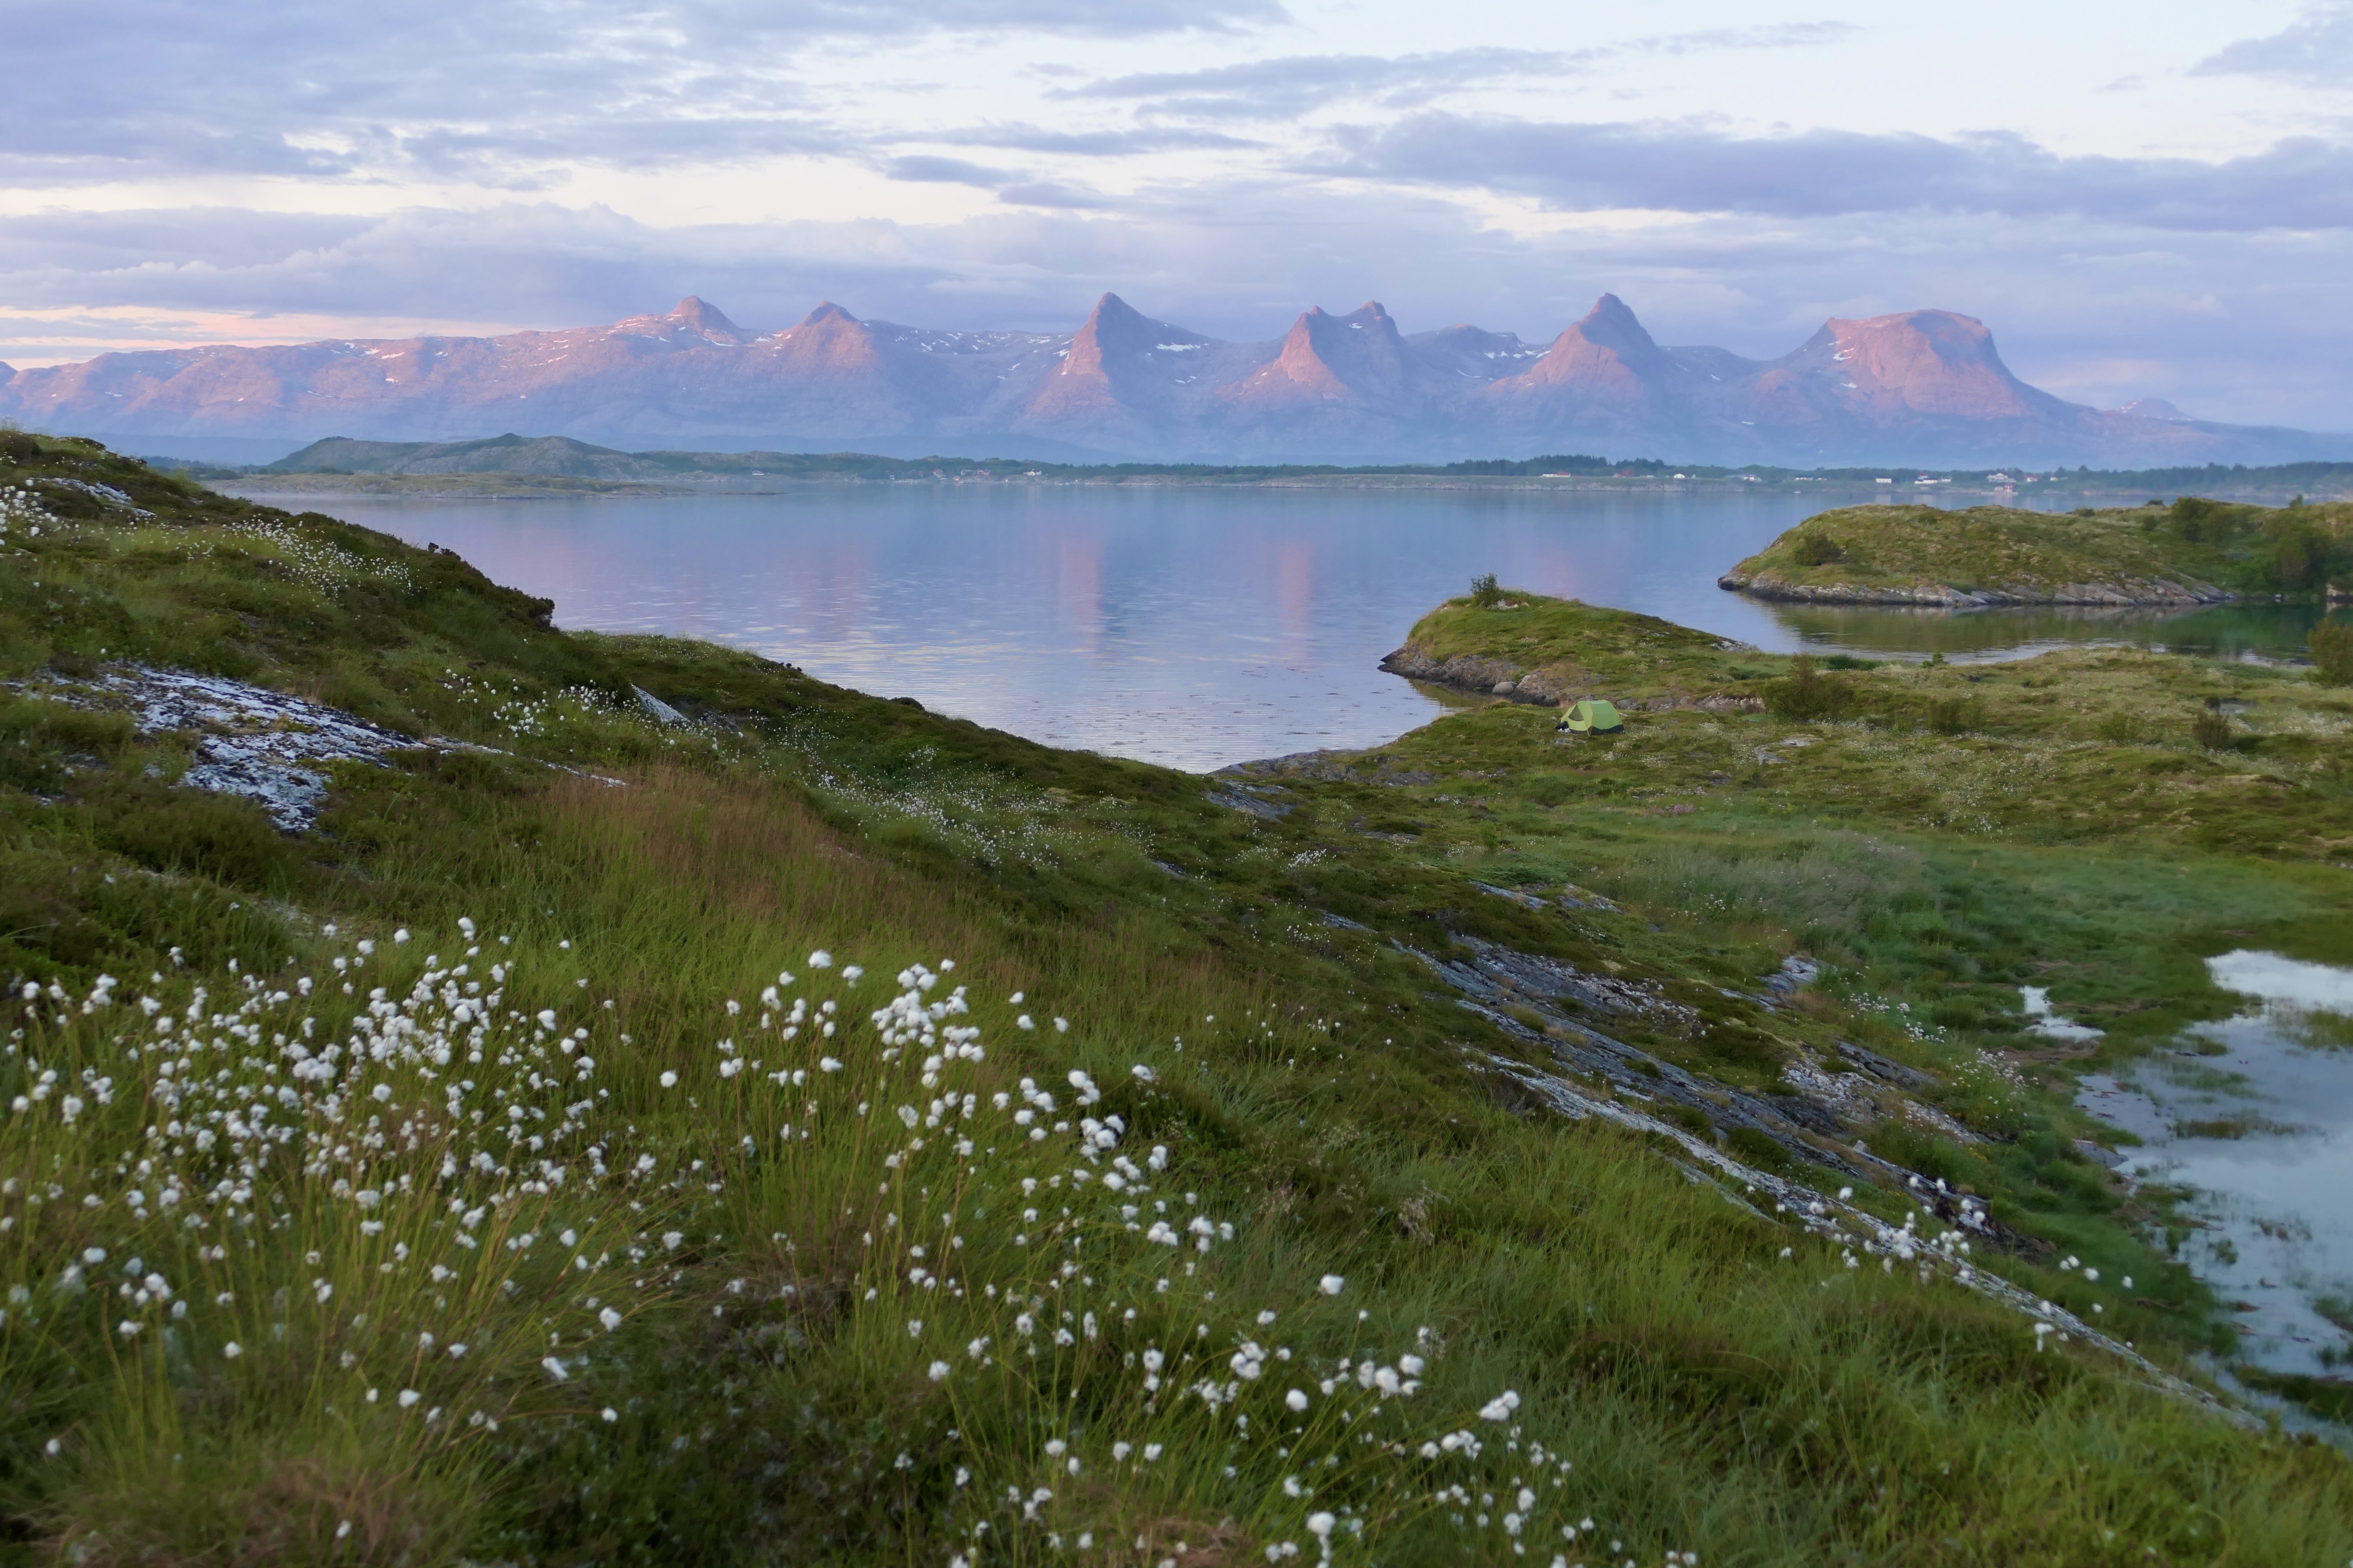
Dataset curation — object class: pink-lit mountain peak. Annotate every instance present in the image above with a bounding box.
[1787,308,2057,419]
[0,289,2335,467]
[794,301,861,329]
[610,296,749,345]
[1229,301,1411,407]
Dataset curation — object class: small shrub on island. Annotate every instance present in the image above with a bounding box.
[1789,532,1846,567]
[2310,619,2353,685]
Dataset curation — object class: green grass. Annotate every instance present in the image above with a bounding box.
[3,431,2351,1563]
[1721,497,2353,601]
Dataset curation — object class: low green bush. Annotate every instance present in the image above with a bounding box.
[2313,619,2353,685]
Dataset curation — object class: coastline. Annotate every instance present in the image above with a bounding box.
[1716,570,2240,608]
[211,471,2350,503]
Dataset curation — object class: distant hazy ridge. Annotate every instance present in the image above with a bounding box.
[3,293,2343,468]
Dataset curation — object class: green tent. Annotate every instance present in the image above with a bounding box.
[1557,698,1624,735]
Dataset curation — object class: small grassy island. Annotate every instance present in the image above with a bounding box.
[3,430,2353,1561]
[1720,497,2353,606]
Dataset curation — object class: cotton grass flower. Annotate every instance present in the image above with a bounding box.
[1317,1275,1345,1296]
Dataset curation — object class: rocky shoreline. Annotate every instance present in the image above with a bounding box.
[1378,640,1765,713]
[1716,571,2237,608]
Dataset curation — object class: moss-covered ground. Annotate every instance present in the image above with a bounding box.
[3,432,2352,1564]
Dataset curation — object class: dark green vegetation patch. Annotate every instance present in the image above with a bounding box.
[2,431,2350,1564]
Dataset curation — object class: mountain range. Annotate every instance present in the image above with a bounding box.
[2,293,2341,468]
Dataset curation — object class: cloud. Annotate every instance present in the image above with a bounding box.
[1064,49,1572,119]
[0,0,1285,185]
[2192,4,2353,89]
[1319,114,2353,230]
[1062,25,1858,119]
[888,155,1025,187]
[923,125,1261,155]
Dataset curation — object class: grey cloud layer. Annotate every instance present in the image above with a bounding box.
[1322,114,2353,231]
[1,0,1283,183]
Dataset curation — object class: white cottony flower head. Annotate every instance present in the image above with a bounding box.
[1318,1275,1345,1296]
[1286,1389,1309,1411]
[222,1341,242,1359]
[600,1307,624,1332]
[1017,1015,1035,1031]
[1478,1390,1522,1422]
[809,950,833,969]
[601,1408,620,1423]
[819,1057,843,1073]
[393,929,410,945]
[1307,1513,1336,1540]
[397,1390,421,1409]
[542,1356,570,1382]
[659,1071,678,1088]
[927,1360,951,1382]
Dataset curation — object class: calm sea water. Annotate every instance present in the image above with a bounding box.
[248,485,2334,772]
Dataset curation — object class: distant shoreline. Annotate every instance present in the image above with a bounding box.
[215,471,2351,504]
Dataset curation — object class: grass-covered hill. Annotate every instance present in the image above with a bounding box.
[4,428,2353,1563]
[1721,497,2353,606]
[1379,594,1761,709]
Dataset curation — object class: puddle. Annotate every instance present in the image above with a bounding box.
[2076,951,2353,1390]
[2023,985,2105,1044]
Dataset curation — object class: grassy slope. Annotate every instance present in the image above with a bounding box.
[1389,598,1756,707]
[1722,499,2353,600]
[2,433,2351,1564]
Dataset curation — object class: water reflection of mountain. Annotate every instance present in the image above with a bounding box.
[1775,601,2345,661]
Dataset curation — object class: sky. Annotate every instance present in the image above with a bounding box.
[5,0,2352,428]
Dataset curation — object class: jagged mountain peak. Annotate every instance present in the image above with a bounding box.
[0,291,2336,467]
[1779,308,2059,421]
[668,296,739,332]
[1577,293,1656,349]
[1506,293,1680,399]
[611,295,750,345]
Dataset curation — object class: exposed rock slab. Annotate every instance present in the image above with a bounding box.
[17,666,430,830]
